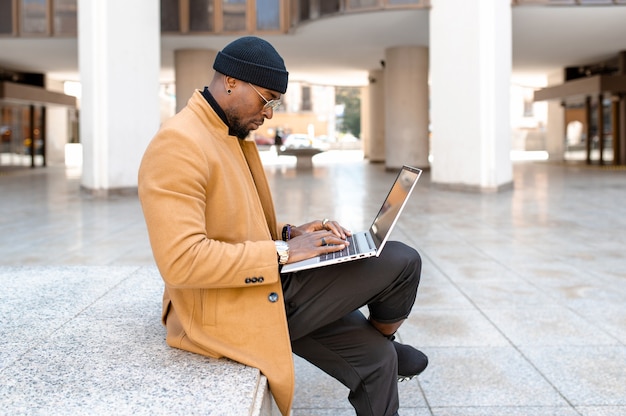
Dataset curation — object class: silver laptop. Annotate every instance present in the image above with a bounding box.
[281,165,422,273]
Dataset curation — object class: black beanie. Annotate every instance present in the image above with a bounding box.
[213,36,289,94]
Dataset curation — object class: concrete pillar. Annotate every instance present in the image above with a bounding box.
[365,69,385,163]
[361,84,370,160]
[546,70,565,161]
[78,0,160,194]
[175,49,217,113]
[619,96,626,165]
[430,0,513,192]
[45,106,68,165]
[384,46,429,170]
[43,78,68,165]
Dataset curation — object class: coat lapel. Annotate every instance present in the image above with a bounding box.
[240,140,279,240]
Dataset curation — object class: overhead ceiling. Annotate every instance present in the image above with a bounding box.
[0,6,625,88]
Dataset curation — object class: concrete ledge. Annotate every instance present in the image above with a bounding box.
[0,265,277,415]
[277,147,325,169]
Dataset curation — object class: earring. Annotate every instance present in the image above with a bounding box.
[227,89,232,95]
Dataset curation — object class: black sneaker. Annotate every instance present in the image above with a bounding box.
[392,340,428,381]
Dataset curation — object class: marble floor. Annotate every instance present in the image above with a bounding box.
[1,149,625,415]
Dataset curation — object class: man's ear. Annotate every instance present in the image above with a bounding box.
[224,76,238,92]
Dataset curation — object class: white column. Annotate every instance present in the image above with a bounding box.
[175,49,217,113]
[78,0,160,193]
[546,70,565,161]
[43,78,69,165]
[365,69,385,163]
[384,46,429,170]
[430,0,512,191]
[45,106,68,165]
[361,84,371,160]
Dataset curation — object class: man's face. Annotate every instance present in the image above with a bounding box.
[226,82,281,140]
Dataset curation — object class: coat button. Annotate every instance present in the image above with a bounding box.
[258,277,264,283]
[268,292,279,303]
[245,278,251,284]
[251,277,258,283]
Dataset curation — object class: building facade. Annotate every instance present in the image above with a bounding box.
[1,0,626,193]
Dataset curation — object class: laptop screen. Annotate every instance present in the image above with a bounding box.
[369,166,422,251]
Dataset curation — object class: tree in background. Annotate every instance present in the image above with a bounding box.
[336,87,361,138]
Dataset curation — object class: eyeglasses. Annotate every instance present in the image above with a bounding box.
[247,82,282,111]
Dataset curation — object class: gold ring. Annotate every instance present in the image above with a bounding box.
[321,237,326,246]
[322,218,329,226]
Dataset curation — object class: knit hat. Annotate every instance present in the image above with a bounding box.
[213,36,289,94]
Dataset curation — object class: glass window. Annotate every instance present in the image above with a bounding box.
[223,0,246,32]
[299,0,310,22]
[320,0,339,15]
[0,0,14,34]
[0,104,45,167]
[190,0,214,31]
[161,0,180,32]
[386,0,420,5]
[301,86,311,111]
[21,0,48,35]
[256,0,280,30]
[53,0,76,35]
[348,0,379,9]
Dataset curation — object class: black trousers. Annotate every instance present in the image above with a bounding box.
[281,241,422,416]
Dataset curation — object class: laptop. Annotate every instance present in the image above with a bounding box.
[281,165,422,273]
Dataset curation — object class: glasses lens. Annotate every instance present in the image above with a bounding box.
[265,100,281,111]
[248,82,281,110]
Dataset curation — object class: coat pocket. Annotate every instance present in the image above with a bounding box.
[201,289,217,326]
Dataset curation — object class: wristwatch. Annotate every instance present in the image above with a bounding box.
[274,240,290,265]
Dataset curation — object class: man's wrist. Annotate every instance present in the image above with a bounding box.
[274,240,289,265]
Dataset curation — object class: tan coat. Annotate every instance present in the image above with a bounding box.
[138,91,294,414]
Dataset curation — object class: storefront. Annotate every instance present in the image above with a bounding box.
[0,81,77,169]
[534,53,626,166]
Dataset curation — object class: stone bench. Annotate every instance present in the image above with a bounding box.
[277,147,325,169]
[0,265,278,415]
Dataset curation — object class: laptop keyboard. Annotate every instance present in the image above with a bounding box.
[320,234,358,261]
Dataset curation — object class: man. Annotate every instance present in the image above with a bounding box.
[138,36,427,416]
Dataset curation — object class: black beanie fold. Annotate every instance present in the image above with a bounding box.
[213,37,289,94]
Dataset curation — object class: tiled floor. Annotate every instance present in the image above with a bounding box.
[1,149,625,415]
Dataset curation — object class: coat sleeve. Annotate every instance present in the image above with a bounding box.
[138,127,280,290]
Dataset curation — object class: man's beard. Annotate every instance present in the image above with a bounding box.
[226,110,251,140]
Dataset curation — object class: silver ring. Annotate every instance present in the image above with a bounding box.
[321,237,327,246]
[322,218,329,226]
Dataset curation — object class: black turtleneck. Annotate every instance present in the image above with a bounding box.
[201,87,231,130]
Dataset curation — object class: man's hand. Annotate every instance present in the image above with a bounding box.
[290,219,351,239]
[285,219,352,263]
